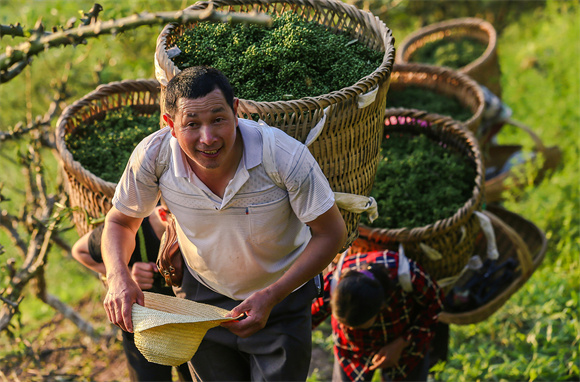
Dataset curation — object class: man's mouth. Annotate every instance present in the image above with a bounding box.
[200,148,220,156]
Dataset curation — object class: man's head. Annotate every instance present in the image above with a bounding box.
[164,66,236,117]
[162,66,242,178]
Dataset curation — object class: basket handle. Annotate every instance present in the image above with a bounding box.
[504,117,547,155]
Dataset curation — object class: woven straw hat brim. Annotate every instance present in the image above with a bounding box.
[131,292,239,366]
[132,304,235,332]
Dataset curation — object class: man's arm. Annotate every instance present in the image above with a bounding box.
[222,203,347,337]
[102,206,144,333]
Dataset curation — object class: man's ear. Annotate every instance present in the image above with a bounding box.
[163,113,176,136]
[233,98,239,123]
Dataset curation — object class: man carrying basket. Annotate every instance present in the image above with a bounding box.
[101,66,347,381]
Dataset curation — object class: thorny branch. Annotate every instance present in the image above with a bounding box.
[0,3,272,83]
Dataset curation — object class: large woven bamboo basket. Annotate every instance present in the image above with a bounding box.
[439,204,547,325]
[155,0,395,250]
[55,79,161,236]
[395,17,502,99]
[348,109,485,286]
[387,63,485,136]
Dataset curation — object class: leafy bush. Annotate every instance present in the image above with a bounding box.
[362,133,476,229]
[171,12,384,101]
[408,36,487,69]
[65,106,160,182]
[386,86,474,121]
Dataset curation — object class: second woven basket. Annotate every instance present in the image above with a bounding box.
[349,109,485,288]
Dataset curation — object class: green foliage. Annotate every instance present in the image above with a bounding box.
[362,133,476,229]
[386,86,474,122]
[65,106,160,182]
[409,36,487,69]
[172,12,383,101]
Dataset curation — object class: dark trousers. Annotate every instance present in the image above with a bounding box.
[173,269,317,381]
[122,330,192,381]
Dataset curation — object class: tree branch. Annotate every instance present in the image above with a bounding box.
[0,6,272,82]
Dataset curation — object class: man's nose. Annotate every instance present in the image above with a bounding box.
[199,125,217,145]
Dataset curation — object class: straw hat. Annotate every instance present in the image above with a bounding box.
[132,291,237,366]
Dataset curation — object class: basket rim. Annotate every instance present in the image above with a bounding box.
[154,0,395,109]
[55,78,161,197]
[359,108,485,241]
[388,62,485,134]
[395,17,498,74]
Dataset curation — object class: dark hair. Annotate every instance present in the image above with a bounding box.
[331,264,395,328]
[164,66,235,117]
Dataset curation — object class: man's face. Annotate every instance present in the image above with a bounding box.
[167,88,239,175]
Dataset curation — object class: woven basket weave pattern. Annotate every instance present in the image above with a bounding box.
[395,17,502,98]
[55,79,161,236]
[350,109,485,282]
[155,0,395,251]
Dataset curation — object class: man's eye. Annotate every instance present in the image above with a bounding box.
[215,117,225,123]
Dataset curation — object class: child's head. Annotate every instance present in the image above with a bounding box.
[331,265,395,329]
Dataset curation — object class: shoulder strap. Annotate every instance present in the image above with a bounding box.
[155,129,174,180]
[258,120,286,190]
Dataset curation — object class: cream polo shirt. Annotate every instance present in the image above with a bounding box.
[112,119,335,300]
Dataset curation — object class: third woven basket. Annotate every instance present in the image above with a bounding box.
[349,109,485,286]
[395,17,502,99]
[387,63,485,136]
[154,0,395,251]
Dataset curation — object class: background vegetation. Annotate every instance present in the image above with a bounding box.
[1,0,578,381]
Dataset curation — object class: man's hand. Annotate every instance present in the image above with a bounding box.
[369,336,410,370]
[131,262,158,290]
[220,288,278,338]
[103,272,144,333]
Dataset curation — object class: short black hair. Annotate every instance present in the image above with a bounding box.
[164,66,235,117]
[332,270,384,327]
[331,265,396,328]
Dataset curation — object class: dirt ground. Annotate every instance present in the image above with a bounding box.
[0,296,334,382]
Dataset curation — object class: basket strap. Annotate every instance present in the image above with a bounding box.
[259,119,379,222]
[357,86,379,109]
[304,106,330,147]
[475,211,499,260]
[330,250,349,294]
[397,244,413,292]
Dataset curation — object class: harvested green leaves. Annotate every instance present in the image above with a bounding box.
[171,12,383,101]
[409,36,487,69]
[361,133,476,229]
[387,85,473,121]
[65,106,160,183]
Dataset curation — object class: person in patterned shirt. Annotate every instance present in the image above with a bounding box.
[311,249,443,381]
